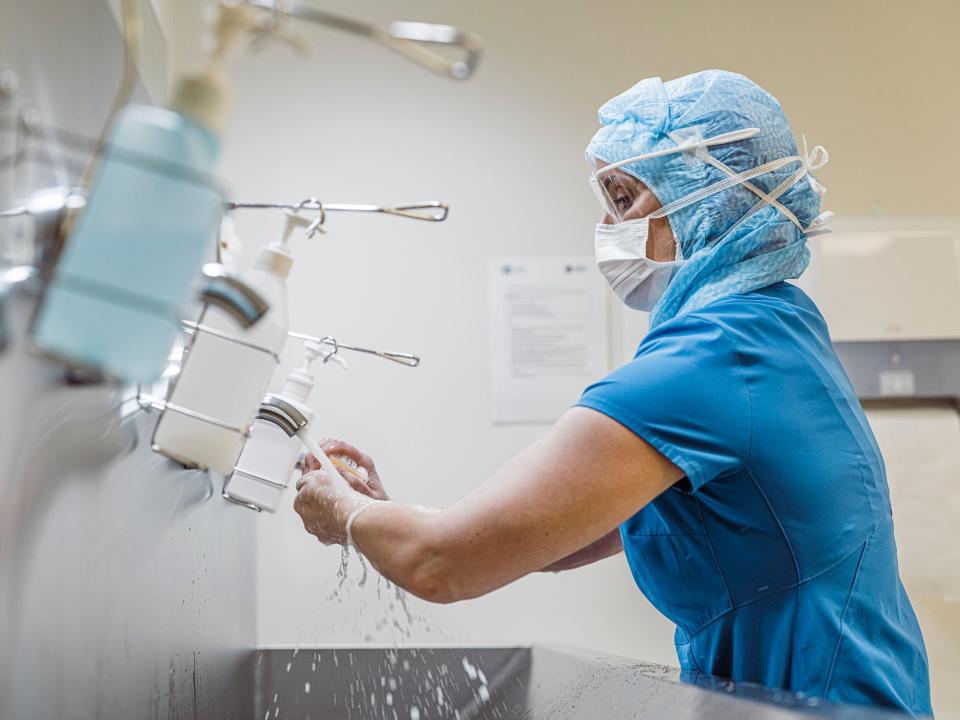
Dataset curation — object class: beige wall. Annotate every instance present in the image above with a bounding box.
[161,1,960,716]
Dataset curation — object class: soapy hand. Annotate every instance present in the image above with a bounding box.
[294,438,389,545]
[302,438,390,501]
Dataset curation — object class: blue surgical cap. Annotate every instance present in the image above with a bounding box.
[586,69,825,328]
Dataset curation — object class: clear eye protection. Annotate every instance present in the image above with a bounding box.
[587,127,762,224]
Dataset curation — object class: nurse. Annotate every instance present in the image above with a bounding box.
[293,70,932,716]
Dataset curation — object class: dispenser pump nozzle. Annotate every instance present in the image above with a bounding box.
[281,340,320,406]
[302,340,323,371]
[279,339,346,406]
[170,3,260,132]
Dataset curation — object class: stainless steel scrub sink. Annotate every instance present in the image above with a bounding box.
[254,645,910,720]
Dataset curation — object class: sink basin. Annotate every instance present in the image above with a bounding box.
[254,646,910,720]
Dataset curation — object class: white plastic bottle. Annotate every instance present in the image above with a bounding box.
[225,341,350,512]
[151,219,297,473]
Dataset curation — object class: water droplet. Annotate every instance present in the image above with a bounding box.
[478,685,490,702]
[386,692,393,706]
[410,707,420,720]
[304,681,311,694]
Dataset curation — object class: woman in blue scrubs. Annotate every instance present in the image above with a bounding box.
[293,70,932,716]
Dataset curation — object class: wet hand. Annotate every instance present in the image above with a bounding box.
[293,466,371,545]
[294,438,388,545]
[301,438,390,501]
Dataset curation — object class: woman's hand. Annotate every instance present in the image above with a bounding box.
[301,438,390,501]
[294,438,389,545]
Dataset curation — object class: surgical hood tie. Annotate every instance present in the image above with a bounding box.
[664,128,833,237]
[705,134,833,246]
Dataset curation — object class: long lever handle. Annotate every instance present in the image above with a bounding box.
[245,0,482,79]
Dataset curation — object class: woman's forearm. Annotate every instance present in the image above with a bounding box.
[348,502,468,604]
[316,408,682,604]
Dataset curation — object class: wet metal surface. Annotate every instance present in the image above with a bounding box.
[255,646,911,720]
[0,291,257,720]
[0,2,257,718]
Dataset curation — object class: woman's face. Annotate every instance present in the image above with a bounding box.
[596,164,678,263]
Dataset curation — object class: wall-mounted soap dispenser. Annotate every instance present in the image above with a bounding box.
[30,4,264,383]
[151,210,316,474]
[223,339,346,512]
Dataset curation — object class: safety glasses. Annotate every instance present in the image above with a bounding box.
[588,127,761,223]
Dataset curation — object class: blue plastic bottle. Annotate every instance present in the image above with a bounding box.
[32,97,224,382]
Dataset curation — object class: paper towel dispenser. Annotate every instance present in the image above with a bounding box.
[795,218,960,404]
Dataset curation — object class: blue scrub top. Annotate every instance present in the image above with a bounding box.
[578,282,932,717]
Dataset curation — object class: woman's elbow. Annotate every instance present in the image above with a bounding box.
[405,549,464,604]
[397,533,488,604]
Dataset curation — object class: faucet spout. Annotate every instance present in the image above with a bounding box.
[198,263,269,328]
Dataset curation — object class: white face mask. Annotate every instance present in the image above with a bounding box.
[594,217,683,311]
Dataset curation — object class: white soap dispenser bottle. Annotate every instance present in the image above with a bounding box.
[151,212,309,473]
[224,340,343,512]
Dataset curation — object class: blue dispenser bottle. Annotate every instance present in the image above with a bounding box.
[32,6,252,383]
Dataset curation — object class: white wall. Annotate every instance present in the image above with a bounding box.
[162,0,960,714]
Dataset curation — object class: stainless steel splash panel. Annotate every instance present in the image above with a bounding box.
[0,2,256,718]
